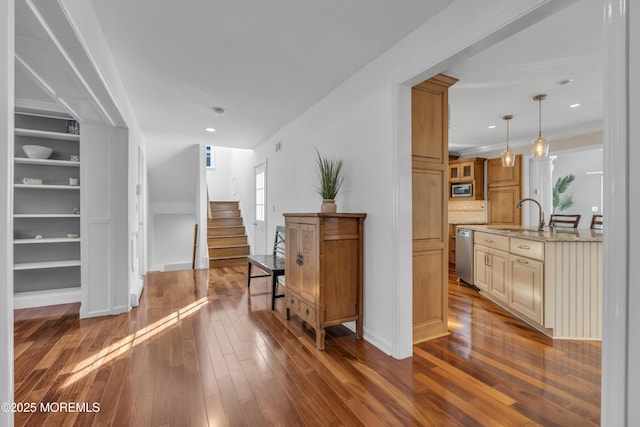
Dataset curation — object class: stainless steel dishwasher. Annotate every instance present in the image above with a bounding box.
[455,227,474,286]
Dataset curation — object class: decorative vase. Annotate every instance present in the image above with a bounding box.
[321,199,337,213]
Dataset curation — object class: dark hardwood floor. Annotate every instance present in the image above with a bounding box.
[13,266,601,426]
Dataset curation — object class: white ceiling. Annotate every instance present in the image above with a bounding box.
[446,0,603,154]
[84,0,452,148]
[14,0,603,154]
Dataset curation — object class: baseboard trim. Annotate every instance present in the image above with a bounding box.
[14,287,81,309]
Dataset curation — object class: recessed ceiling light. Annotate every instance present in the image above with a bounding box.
[205,128,216,132]
[569,103,581,108]
[556,78,574,86]
[488,125,496,129]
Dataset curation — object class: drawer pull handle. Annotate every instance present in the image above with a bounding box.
[516,258,529,264]
[290,298,295,304]
[305,308,310,316]
[296,252,304,265]
[484,239,493,243]
[518,245,531,250]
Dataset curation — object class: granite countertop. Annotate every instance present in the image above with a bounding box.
[464,225,603,242]
[449,221,488,225]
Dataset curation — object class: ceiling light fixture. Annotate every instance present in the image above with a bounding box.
[555,78,573,86]
[488,125,496,129]
[205,128,216,132]
[569,103,581,108]
[212,107,225,116]
[501,115,515,167]
[531,94,549,158]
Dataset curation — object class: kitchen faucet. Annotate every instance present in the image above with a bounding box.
[515,198,545,231]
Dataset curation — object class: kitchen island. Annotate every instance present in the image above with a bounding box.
[463,225,603,340]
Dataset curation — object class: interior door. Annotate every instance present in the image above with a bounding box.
[254,162,267,254]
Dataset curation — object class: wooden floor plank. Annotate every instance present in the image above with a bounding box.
[13,266,601,426]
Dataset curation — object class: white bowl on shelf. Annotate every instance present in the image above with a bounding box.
[22,145,53,159]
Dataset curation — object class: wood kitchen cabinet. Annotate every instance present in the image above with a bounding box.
[473,231,509,302]
[449,158,485,200]
[508,237,543,324]
[509,254,543,324]
[486,155,522,187]
[411,74,456,343]
[283,213,366,350]
[487,155,522,225]
[487,185,522,225]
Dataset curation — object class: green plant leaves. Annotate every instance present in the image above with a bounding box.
[553,174,575,212]
[315,147,344,200]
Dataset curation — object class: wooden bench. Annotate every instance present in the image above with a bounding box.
[247,226,285,310]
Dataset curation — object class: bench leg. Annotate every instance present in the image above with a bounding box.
[271,274,277,310]
[247,262,252,289]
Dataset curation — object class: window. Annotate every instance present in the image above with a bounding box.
[205,145,215,168]
[255,170,265,221]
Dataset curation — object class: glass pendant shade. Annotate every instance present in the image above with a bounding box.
[501,115,515,167]
[531,94,548,158]
[501,148,515,167]
[532,134,549,158]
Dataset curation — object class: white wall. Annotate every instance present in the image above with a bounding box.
[0,1,14,424]
[551,148,603,223]
[148,143,200,271]
[206,146,233,201]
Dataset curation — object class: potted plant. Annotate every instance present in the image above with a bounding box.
[315,148,344,213]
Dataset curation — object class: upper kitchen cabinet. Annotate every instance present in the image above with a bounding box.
[487,154,523,225]
[487,155,522,187]
[449,158,484,183]
[449,157,485,200]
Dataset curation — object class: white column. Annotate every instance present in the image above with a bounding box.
[602,0,633,425]
[0,1,14,425]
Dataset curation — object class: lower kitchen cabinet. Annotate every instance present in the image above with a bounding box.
[283,213,366,350]
[509,254,543,324]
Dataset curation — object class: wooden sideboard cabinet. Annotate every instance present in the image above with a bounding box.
[283,213,366,350]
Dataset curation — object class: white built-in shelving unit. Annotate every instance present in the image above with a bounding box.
[13,110,82,309]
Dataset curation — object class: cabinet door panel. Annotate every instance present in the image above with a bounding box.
[299,224,318,302]
[509,256,543,324]
[285,223,301,294]
[489,250,509,303]
[473,245,489,291]
[488,186,522,225]
[323,239,358,321]
[412,87,444,162]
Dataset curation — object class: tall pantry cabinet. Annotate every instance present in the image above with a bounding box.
[283,213,366,350]
[13,111,82,309]
[411,74,457,343]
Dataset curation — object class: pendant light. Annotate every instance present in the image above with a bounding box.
[531,94,549,158]
[501,115,514,167]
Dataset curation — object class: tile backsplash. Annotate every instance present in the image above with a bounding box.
[449,200,486,223]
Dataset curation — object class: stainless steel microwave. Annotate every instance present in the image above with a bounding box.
[451,183,473,198]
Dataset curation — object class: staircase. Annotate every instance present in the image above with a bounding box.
[208,201,250,268]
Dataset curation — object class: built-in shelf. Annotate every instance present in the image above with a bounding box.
[14,112,82,309]
[14,260,81,271]
[14,213,80,218]
[14,238,80,244]
[14,184,80,190]
[15,127,80,141]
[14,158,80,167]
